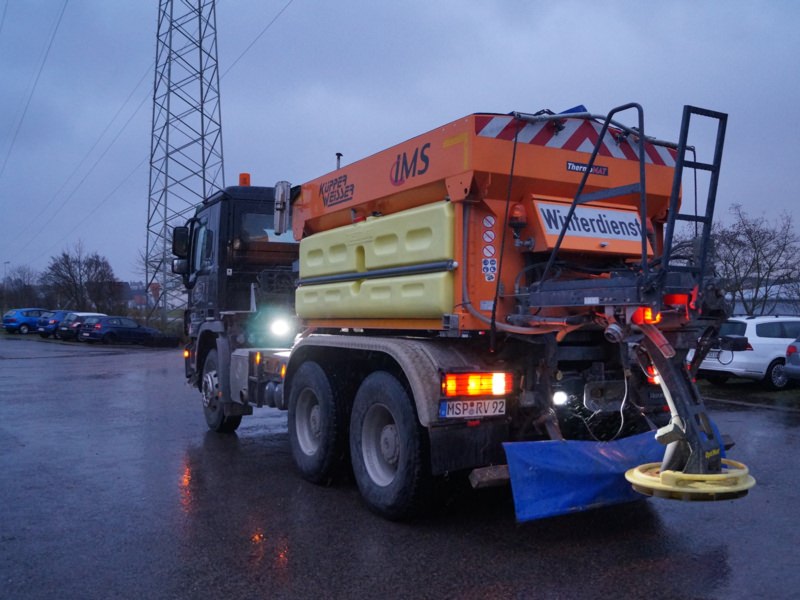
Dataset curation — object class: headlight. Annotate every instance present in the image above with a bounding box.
[552,390,569,406]
[269,318,292,337]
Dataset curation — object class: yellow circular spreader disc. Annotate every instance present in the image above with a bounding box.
[625,459,756,501]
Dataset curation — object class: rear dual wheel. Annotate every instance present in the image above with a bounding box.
[288,364,430,519]
[288,361,348,484]
[349,371,429,520]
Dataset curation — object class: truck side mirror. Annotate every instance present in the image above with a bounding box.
[172,226,190,258]
[274,180,292,236]
[172,258,189,275]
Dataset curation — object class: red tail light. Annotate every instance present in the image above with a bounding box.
[94,323,102,330]
[645,365,661,385]
[788,344,798,358]
[441,372,513,397]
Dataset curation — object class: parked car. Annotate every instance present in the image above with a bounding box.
[690,315,800,390]
[79,316,160,345]
[3,308,48,334]
[57,312,106,341]
[786,337,800,384]
[36,310,70,338]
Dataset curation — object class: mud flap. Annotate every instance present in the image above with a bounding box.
[504,432,664,522]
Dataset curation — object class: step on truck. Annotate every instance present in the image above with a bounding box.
[172,103,754,521]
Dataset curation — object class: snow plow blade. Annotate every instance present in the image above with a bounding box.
[504,432,664,522]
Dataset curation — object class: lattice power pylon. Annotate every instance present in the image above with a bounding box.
[146,0,225,327]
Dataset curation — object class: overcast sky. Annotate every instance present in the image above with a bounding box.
[1,0,797,282]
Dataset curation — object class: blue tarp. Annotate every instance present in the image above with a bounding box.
[504,432,664,522]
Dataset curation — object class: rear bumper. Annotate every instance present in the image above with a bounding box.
[428,419,508,475]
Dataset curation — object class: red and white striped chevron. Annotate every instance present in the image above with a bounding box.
[475,115,676,167]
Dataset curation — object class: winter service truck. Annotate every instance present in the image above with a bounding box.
[171,103,754,521]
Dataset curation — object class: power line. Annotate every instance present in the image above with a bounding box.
[222,0,294,79]
[13,90,152,260]
[7,62,153,247]
[0,0,69,180]
[28,156,149,266]
[0,1,8,39]
[11,1,298,272]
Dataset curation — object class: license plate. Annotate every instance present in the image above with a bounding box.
[38,327,45,331]
[706,350,720,360]
[439,399,506,419]
[80,332,89,338]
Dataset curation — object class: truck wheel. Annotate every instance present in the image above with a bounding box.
[202,349,242,433]
[763,359,788,390]
[287,361,347,484]
[349,371,429,520]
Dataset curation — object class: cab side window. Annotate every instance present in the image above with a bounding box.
[191,221,214,272]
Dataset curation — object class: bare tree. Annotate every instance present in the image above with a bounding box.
[711,205,800,316]
[4,265,42,308]
[40,242,124,313]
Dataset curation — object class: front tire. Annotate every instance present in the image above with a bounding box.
[763,359,789,390]
[350,371,430,520]
[287,361,347,484]
[18,324,29,335]
[202,349,241,433]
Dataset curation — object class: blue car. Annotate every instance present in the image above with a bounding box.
[36,310,70,338]
[3,308,48,334]
[56,312,107,341]
[79,316,161,345]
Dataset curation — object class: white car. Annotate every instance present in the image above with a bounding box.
[690,315,800,390]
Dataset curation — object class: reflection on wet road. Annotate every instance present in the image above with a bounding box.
[1,336,798,599]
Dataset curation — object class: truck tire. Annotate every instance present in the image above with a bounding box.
[349,371,430,520]
[287,361,347,484]
[202,349,242,433]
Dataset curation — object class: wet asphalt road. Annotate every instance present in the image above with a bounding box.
[1,335,798,600]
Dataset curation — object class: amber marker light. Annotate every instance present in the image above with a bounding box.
[183,349,190,359]
[442,372,513,397]
[509,203,527,227]
[632,306,662,325]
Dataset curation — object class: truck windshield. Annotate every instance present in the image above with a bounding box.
[241,212,296,244]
